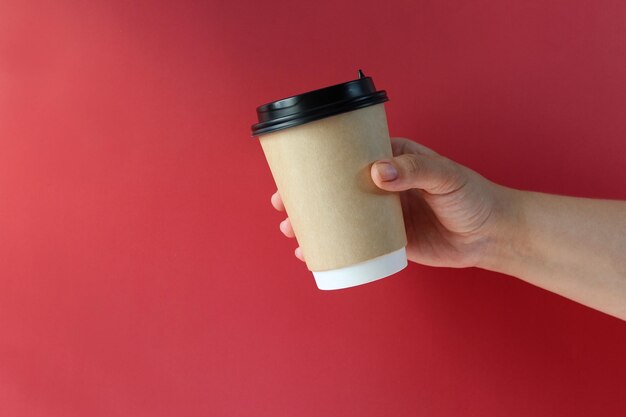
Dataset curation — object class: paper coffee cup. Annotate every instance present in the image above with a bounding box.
[251,70,408,290]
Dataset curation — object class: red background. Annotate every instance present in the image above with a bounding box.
[1,0,626,415]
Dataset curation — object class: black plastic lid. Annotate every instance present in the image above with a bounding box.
[251,69,389,137]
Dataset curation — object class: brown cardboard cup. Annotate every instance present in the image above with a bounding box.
[252,72,407,290]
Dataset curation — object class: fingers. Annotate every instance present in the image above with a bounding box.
[273,191,294,237]
[390,137,439,157]
[271,190,285,211]
[279,217,305,262]
[271,191,305,262]
[279,218,304,261]
[279,217,295,238]
[371,153,467,195]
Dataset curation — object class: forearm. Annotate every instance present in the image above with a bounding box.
[481,186,626,320]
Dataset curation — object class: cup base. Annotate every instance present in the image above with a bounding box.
[312,247,408,290]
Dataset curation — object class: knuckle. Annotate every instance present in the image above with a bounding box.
[402,154,422,177]
[437,156,468,192]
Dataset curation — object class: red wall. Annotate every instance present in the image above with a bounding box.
[1,0,626,415]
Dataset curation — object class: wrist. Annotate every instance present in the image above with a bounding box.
[476,184,528,273]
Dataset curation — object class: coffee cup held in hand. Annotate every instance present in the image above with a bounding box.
[251,69,408,290]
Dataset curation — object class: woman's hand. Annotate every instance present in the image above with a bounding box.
[271,136,510,269]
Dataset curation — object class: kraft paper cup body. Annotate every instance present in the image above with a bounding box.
[259,103,408,290]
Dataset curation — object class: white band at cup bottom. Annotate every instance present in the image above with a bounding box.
[312,247,408,290]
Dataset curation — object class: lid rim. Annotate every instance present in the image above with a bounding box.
[256,78,374,113]
[252,91,387,131]
[251,95,388,137]
[251,70,389,137]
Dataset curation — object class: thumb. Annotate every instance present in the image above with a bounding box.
[371,153,465,194]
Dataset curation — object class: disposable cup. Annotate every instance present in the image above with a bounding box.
[251,70,408,290]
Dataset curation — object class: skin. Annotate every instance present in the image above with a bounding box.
[271,137,626,321]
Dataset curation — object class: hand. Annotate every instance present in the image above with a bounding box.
[270,137,626,321]
[271,137,509,268]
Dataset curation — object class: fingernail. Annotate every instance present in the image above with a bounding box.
[375,162,398,182]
